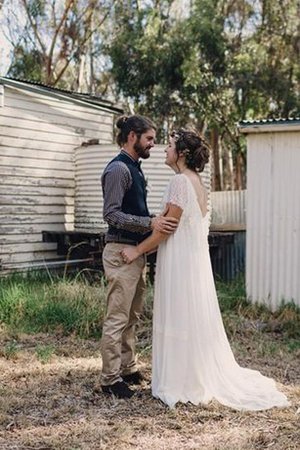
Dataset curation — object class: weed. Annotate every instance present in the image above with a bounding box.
[285,339,300,352]
[35,344,55,364]
[3,340,19,359]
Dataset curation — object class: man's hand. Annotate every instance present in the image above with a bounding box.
[121,247,140,264]
[151,215,179,234]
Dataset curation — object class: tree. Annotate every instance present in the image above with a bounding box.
[3,0,115,92]
[2,0,299,189]
[107,0,300,189]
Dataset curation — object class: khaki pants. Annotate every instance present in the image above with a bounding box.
[100,243,146,386]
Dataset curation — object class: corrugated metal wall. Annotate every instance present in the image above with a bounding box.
[246,131,300,309]
[210,190,246,230]
[209,190,246,281]
[74,144,211,232]
[210,231,245,281]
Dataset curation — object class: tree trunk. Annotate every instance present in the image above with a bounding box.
[222,142,234,190]
[77,53,86,92]
[235,152,243,190]
[211,127,222,191]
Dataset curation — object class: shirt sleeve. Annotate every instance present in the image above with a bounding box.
[102,161,152,233]
[165,174,188,210]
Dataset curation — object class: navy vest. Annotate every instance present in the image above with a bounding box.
[107,152,150,243]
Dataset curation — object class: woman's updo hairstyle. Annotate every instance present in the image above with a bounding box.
[116,114,156,147]
[170,129,210,173]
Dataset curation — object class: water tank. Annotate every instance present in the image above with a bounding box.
[74,144,211,232]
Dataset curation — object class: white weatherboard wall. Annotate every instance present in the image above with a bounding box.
[240,125,300,309]
[74,144,211,232]
[0,82,116,273]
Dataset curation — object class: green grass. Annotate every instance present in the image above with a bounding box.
[2,340,19,360]
[0,271,107,338]
[0,271,300,353]
[215,274,249,312]
[35,344,55,364]
[215,275,300,357]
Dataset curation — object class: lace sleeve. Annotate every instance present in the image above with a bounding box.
[165,174,188,210]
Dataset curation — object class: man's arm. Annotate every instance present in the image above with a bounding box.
[102,162,178,234]
[102,162,152,233]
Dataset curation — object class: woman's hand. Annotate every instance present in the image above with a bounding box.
[150,215,178,234]
[121,246,141,264]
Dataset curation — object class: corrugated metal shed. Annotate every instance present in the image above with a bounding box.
[239,118,300,309]
[209,190,246,281]
[0,77,122,273]
[74,144,211,232]
[210,190,246,231]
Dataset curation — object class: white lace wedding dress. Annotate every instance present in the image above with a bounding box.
[151,173,289,410]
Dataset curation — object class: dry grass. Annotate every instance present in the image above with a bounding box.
[0,328,299,450]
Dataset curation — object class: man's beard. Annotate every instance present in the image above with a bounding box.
[134,139,151,159]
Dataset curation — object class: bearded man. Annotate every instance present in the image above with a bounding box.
[100,115,178,398]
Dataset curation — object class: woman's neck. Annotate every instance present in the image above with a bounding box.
[178,165,191,174]
[172,160,188,174]
[179,167,190,174]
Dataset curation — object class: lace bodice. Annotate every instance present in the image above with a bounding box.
[163,174,189,211]
[162,174,209,236]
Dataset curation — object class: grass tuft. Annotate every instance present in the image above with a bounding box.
[35,344,55,364]
[2,340,19,360]
[0,272,107,338]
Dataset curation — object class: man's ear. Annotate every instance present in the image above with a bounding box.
[128,130,136,143]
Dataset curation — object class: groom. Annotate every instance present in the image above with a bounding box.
[100,114,178,398]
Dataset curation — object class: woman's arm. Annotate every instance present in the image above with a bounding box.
[121,203,183,263]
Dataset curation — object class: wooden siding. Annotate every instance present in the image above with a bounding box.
[0,85,115,272]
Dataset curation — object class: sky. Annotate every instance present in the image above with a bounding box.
[0,5,13,76]
[0,0,185,78]
[0,30,11,75]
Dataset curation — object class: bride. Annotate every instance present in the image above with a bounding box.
[121,129,289,411]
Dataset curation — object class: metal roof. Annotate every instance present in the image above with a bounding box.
[239,117,300,133]
[0,76,123,114]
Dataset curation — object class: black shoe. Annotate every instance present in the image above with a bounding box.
[122,371,144,385]
[102,381,135,399]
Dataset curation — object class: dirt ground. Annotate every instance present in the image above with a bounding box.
[0,332,299,450]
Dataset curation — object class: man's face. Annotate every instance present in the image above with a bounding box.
[134,128,156,159]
